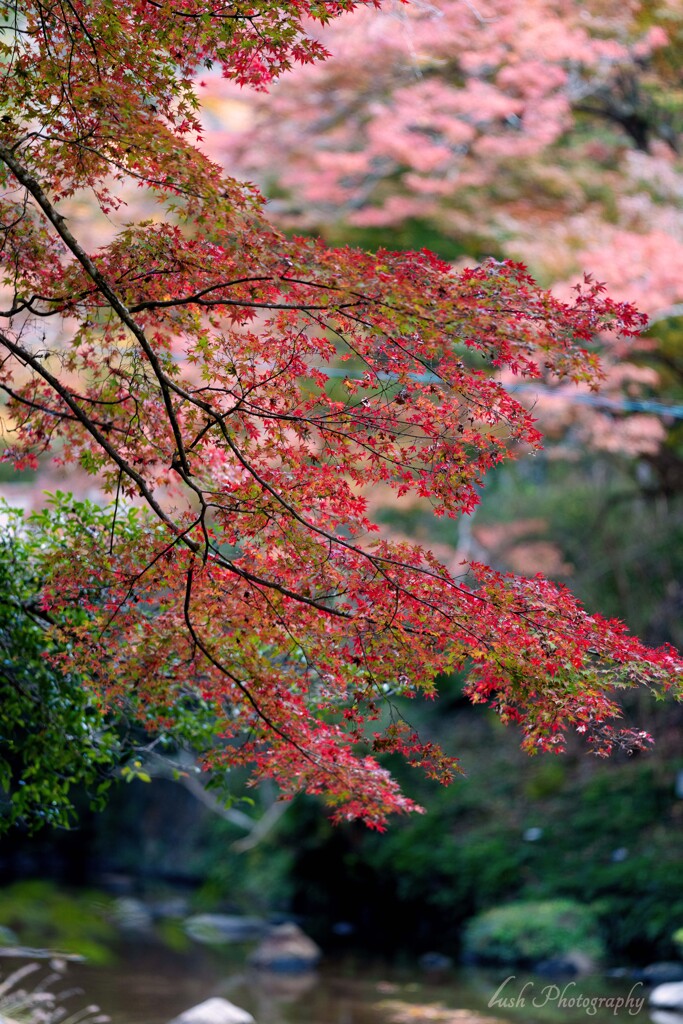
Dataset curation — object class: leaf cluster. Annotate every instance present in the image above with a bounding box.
[0,510,120,830]
[0,0,679,828]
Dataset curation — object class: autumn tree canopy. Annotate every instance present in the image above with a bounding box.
[1,0,682,829]
[224,0,683,467]
[225,0,682,283]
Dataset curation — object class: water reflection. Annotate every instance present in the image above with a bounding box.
[2,947,674,1024]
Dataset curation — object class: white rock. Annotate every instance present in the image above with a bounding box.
[650,1012,683,1024]
[184,914,266,944]
[167,997,254,1024]
[110,896,153,932]
[249,922,321,971]
[650,983,683,1011]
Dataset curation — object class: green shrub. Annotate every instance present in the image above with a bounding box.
[463,899,604,966]
[0,880,115,963]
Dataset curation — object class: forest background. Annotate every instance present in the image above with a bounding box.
[2,0,683,968]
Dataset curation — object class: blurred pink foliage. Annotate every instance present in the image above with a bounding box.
[216,0,669,240]
[208,0,683,463]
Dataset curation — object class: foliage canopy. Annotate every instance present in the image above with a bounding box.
[0,0,681,829]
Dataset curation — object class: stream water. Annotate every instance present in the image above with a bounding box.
[31,946,656,1024]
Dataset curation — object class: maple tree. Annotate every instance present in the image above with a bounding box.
[225,0,683,464]
[1,0,682,831]
[224,0,680,255]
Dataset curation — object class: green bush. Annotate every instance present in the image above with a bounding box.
[0,880,115,963]
[463,899,604,966]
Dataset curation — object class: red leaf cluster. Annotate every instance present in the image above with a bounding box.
[0,0,678,825]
